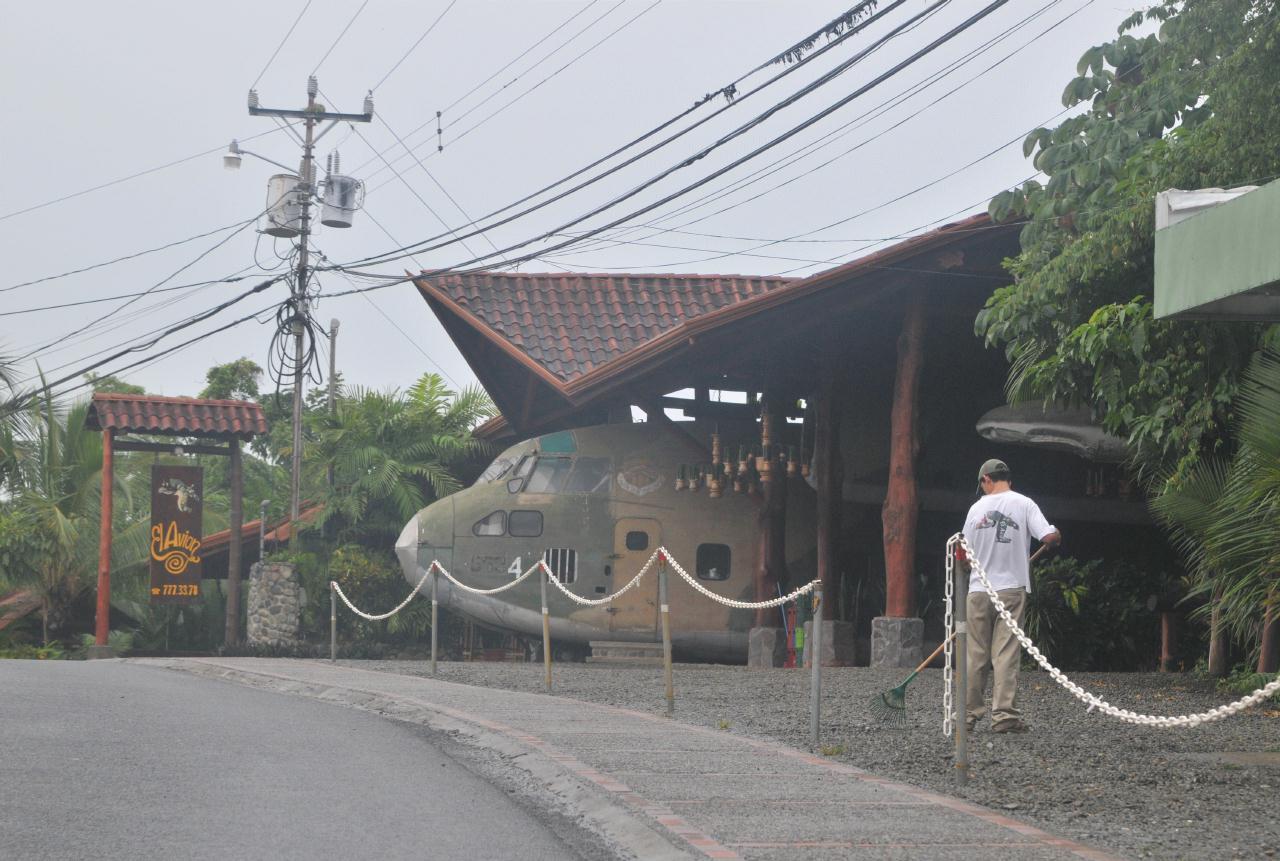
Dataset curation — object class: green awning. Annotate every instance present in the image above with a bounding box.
[1154,179,1280,320]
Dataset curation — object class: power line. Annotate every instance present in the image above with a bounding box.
[251,0,314,89]
[0,125,294,225]
[0,273,264,318]
[438,0,603,116]
[312,0,369,75]
[344,0,915,269]
[5,276,285,413]
[14,213,264,363]
[1,218,256,293]
[370,0,460,92]
[564,0,1086,259]
[340,0,997,274]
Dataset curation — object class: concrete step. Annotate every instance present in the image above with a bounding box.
[586,640,663,664]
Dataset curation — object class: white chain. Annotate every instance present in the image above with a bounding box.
[331,571,430,622]
[953,532,1280,727]
[546,549,660,606]
[433,558,545,595]
[663,547,819,609]
[943,539,955,737]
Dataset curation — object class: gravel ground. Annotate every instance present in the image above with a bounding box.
[343,659,1280,860]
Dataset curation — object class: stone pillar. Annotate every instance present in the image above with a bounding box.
[870,616,923,669]
[747,627,788,668]
[246,561,304,647]
[802,619,857,667]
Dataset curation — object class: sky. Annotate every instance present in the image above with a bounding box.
[0,0,1139,406]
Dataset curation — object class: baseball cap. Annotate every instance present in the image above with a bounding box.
[976,458,1010,495]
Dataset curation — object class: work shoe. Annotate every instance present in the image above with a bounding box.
[991,718,1029,734]
[965,717,978,732]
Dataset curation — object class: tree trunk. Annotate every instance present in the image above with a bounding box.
[1160,611,1178,672]
[1258,589,1279,675]
[882,295,925,619]
[1207,598,1230,678]
[815,360,842,622]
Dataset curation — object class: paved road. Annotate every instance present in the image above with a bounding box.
[143,658,1122,861]
[0,661,584,860]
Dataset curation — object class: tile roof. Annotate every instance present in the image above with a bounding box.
[416,272,795,384]
[85,394,267,439]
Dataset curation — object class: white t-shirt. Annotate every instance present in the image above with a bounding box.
[963,489,1055,593]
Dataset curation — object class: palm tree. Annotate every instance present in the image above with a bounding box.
[4,390,148,643]
[307,373,494,546]
[1152,343,1280,673]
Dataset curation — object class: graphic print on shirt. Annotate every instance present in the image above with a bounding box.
[975,510,1020,544]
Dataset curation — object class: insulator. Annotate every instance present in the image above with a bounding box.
[248,89,259,109]
[307,76,319,98]
[363,91,375,116]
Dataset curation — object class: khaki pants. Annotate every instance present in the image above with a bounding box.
[966,587,1026,725]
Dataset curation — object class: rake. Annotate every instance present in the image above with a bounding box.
[870,632,957,725]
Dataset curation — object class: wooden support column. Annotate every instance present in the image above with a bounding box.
[754,399,787,627]
[94,428,114,647]
[226,439,244,647]
[814,362,842,621]
[882,294,925,619]
[1160,611,1179,672]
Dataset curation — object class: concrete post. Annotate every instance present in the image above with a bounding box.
[809,582,824,752]
[660,560,674,716]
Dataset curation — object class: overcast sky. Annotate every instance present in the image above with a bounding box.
[0,0,1135,404]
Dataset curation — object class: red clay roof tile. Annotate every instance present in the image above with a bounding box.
[85,394,267,439]
[416,272,794,384]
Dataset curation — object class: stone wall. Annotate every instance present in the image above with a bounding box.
[247,561,303,647]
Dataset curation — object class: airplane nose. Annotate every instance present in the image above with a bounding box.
[396,498,454,582]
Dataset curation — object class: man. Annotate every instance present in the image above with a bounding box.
[962,458,1061,734]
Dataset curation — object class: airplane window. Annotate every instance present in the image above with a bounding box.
[479,455,514,483]
[524,457,573,493]
[696,544,730,581]
[507,456,536,493]
[565,457,611,493]
[543,548,577,584]
[625,531,649,551]
[509,510,543,538]
[472,511,506,537]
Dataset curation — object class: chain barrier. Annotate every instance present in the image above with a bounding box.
[433,558,545,595]
[942,544,955,737]
[663,548,819,609]
[331,571,430,622]
[545,548,661,606]
[948,532,1280,728]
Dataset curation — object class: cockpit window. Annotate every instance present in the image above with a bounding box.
[565,457,611,494]
[479,455,515,483]
[472,511,506,537]
[506,455,536,493]
[524,457,573,493]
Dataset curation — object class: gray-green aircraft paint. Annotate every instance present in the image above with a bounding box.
[396,423,817,661]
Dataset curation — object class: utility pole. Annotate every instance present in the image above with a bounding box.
[245,78,372,533]
[327,318,339,490]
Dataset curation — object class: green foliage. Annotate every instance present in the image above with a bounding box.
[83,373,145,395]
[981,0,1280,478]
[75,629,135,657]
[327,544,430,642]
[1217,666,1279,703]
[1152,342,1280,643]
[198,358,262,401]
[307,373,494,546]
[0,641,67,660]
[1022,555,1170,670]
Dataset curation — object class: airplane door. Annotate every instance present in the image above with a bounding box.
[608,518,660,637]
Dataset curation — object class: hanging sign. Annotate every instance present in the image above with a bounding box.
[149,465,203,605]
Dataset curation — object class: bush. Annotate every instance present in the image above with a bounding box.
[1021,556,1171,671]
[1218,665,1280,703]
